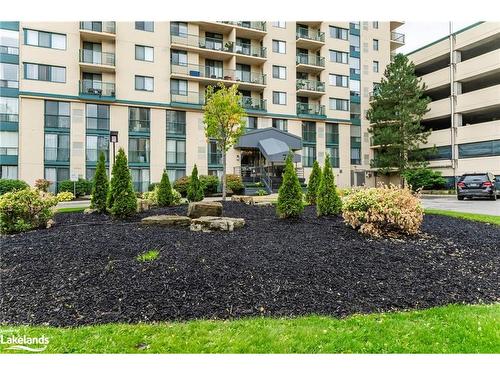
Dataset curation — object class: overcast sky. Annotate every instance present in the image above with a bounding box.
[397,21,476,54]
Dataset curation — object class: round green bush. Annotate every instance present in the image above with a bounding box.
[173,176,190,197]
[200,175,219,195]
[58,178,92,196]
[226,174,244,194]
[0,179,29,195]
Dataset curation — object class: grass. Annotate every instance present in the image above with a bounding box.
[136,249,160,262]
[425,209,500,225]
[1,304,498,354]
[56,207,87,213]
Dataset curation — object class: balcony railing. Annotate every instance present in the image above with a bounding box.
[390,31,405,44]
[296,27,325,42]
[79,49,115,66]
[0,45,19,55]
[240,96,266,111]
[296,79,325,92]
[170,33,234,53]
[326,133,339,145]
[86,148,109,162]
[170,91,206,106]
[0,147,18,155]
[44,115,70,130]
[44,147,70,162]
[208,152,223,166]
[0,79,18,89]
[0,113,19,123]
[302,131,316,143]
[79,21,116,34]
[296,54,325,67]
[171,63,266,85]
[220,21,266,32]
[166,151,186,165]
[296,103,326,117]
[129,120,150,133]
[235,43,267,58]
[79,80,116,97]
[167,122,186,136]
[128,150,150,164]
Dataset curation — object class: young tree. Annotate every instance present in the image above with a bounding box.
[106,148,137,218]
[203,83,246,201]
[317,154,342,216]
[367,53,432,185]
[305,160,322,205]
[187,164,204,202]
[157,170,173,207]
[276,152,304,219]
[90,151,109,212]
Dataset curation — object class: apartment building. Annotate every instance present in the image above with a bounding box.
[0,21,403,192]
[408,22,500,187]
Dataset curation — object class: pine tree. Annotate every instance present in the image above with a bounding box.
[305,159,322,205]
[186,164,204,202]
[90,151,109,212]
[317,154,342,216]
[276,152,304,219]
[107,148,137,218]
[367,54,432,185]
[157,170,173,207]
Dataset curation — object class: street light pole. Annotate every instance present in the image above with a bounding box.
[110,130,119,164]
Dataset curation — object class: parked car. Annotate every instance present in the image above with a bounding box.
[457,172,500,201]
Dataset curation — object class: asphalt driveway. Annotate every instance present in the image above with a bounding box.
[421,196,500,216]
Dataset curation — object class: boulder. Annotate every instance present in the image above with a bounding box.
[141,215,191,226]
[231,195,254,205]
[190,216,245,232]
[187,201,223,218]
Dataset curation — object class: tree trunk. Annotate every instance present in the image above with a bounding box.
[222,149,227,201]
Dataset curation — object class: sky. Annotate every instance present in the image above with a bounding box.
[397,21,476,54]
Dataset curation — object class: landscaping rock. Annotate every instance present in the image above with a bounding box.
[190,216,245,232]
[141,215,191,226]
[187,201,223,218]
[45,219,55,229]
[136,199,151,213]
[83,208,99,215]
[231,195,254,205]
[254,201,273,207]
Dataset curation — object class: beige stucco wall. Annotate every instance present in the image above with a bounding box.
[18,97,44,184]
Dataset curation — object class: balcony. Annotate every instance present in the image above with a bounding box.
[166,122,186,137]
[79,21,116,42]
[296,26,325,49]
[79,80,116,100]
[79,49,115,73]
[240,96,266,112]
[296,54,325,73]
[296,103,326,118]
[235,43,267,64]
[170,63,266,90]
[220,21,267,38]
[86,148,109,163]
[44,147,70,163]
[170,91,206,107]
[0,147,18,164]
[390,31,405,46]
[128,150,150,164]
[170,33,234,60]
[296,79,325,98]
[129,120,150,133]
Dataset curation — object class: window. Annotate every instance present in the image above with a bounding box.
[350,79,360,97]
[86,104,109,130]
[373,60,379,73]
[458,140,500,159]
[349,34,360,53]
[25,29,66,50]
[131,168,150,193]
[272,39,286,54]
[44,133,70,162]
[44,167,69,193]
[350,22,360,30]
[0,131,18,156]
[272,91,286,105]
[349,56,360,75]
[1,62,19,88]
[167,169,185,183]
[303,145,316,167]
[0,97,18,122]
[272,118,288,132]
[135,21,154,32]
[1,165,18,179]
[135,45,154,62]
[350,126,361,165]
[135,75,154,91]
[326,146,340,167]
[129,138,150,163]
[208,140,222,165]
[170,79,187,95]
[272,65,286,79]
[373,21,379,29]
[350,102,361,120]
[329,50,348,64]
[129,107,150,132]
[171,49,187,66]
[86,167,109,181]
[166,139,186,165]
[170,22,188,37]
[25,63,65,83]
[329,98,349,111]
[245,116,258,131]
[44,100,70,129]
[373,39,379,51]
[424,145,452,161]
[326,123,339,144]
[302,121,316,143]
[272,21,286,28]
[86,135,109,162]
[329,74,348,87]
[0,29,19,55]
[166,110,186,136]
[329,26,348,40]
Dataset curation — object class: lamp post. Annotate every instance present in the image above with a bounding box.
[110,130,119,163]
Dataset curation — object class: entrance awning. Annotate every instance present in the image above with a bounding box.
[258,138,301,163]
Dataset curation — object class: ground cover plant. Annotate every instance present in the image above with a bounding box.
[136,249,160,262]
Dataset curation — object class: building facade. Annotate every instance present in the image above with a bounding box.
[0,21,404,192]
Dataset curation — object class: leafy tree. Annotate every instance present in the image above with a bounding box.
[367,53,432,185]
[305,160,322,205]
[317,154,342,216]
[402,167,446,191]
[157,170,174,207]
[203,83,246,201]
[276,152,304,219]
[106,148,137,218]
[90,152,109,212]
[186,164,204,202]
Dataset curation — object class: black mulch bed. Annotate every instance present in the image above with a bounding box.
[1,202,499,327]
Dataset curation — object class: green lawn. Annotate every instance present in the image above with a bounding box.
[56,207,86,213]
[1,304,498,354]
[425,209,500,225]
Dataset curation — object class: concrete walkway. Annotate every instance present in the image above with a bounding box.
[421,196,500,216]
[56,200,91,209]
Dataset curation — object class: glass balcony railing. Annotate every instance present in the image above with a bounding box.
[166,151,186,165]
[302,131,316,143]
[79,80,116,97]
[44,147,70,162]
[171,63,266,85]
[0,147,18,155]
[234,43,267,58]
[296,79,325,92]
[326,133,339,145]
[86,148,109,162]
[220,21,266,32]
[79,49,115,66]
[0,45,19,55]
[170,91,206,106]
[0,113,19,122]
[297,103,326,117]
[79,21,116,34]
[128,150,150,164]
[296,27,325,42]
[167,122,186,136]
[391,31,405,44]
[240,96,266,111]
[44,115,70,130]
[129,120,150,133]
[296,54,325,67]
[170,33,234,53]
